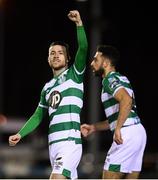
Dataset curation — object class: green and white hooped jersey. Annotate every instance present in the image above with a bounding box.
[101,71,140,131]
[39,65,85,145]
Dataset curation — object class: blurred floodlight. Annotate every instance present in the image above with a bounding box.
[0,0,2,5]
[0,0,4,8]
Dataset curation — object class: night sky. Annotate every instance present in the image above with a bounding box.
[2,0,158,154]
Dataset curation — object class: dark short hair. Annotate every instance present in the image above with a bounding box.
[97,45,120,67]
[50,41,71,61]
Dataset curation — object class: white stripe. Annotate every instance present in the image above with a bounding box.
[118,75,130,83]
[46,79,83,100]
[48,129,81,143]
[48,107,56,115]
[125,87,133,97]
[60,96,83,108]
[113,86,124,96]
[109,120,117,131]
[101,92,113,102]
[105,104,119,117]
[113,86,133,97]
[109,117,140,131]
[44,79,57,90]
[55,79,83,91]
[48,96,83,115]
[38,103,48,109]
[73,64,85,75]
[49,113,80,126]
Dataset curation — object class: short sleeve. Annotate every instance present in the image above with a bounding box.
[103,76,123,96]
[38,87,48,109]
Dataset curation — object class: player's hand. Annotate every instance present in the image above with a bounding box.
[9,133,21,146]
[113,128,123,145]
[68,10,83,26]
[81,124,95,137]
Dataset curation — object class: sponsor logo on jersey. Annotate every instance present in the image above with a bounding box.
[49,91,62,109]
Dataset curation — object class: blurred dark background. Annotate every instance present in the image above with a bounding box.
[0,0,158,179]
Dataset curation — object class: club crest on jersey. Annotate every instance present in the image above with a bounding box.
[49,91,62,109]
[58,74,66,84]
[108,77,120,90]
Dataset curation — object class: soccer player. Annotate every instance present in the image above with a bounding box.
[81,45,147,179]
[9,10,88,179]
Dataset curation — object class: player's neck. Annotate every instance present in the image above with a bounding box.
[103,67,116,78]
[53,66,68,77]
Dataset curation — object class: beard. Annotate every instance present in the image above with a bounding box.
[50,60,68,71]
[93,67,104,77]
[52,64,66,70]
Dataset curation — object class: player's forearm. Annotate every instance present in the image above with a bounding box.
[77,26,88,50]
[18,107,47,138]
[93,120,110,132]
[115,97,132,129]
[74,26,88,72]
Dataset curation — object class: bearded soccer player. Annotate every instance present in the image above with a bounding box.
[81,45,147,179]
[9,10,88,179]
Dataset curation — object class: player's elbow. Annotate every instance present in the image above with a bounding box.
[80,41,88,50]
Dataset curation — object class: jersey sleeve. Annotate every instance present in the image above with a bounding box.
[18,106,47,138]
[103,75,123,96]
[18,87,48,138]
[73,26,88,75]
[38,86,49,109]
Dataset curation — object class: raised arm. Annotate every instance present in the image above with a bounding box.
[68,10,88,73]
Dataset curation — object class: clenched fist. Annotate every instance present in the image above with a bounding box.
[68,10,83,26]
[9,133,21,146]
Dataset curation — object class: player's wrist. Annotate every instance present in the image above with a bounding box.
[91,124,96,133]
[76,20,83,26]
[17,133,22,139]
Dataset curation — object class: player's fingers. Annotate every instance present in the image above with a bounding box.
[9,142,15,146]
[9,139,16,146]
[81,129,88,137]
[9,136,18,145]
[68,11,77,18]
[12,136,19,141]
[114,137,123,145]
[81,124,89,128]
[9,136,16,141]
[82,129,89,137]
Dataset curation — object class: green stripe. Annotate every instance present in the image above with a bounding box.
[109,164,121,172]
[61,88,83,98]
[108,111,138,123]
[68,67,84,83]
[108,112,119,123]
[49,121,80,133]
[103,98,118,109]
[120,81,132,89]
[62,169,71,178]
[49,137,82,145]
[49,105,81,121]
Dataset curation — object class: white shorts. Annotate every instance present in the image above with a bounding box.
[104,123,147,173]
[49,140,82,179]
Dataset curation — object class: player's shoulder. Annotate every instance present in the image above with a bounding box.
[43,78,55,90]
[103,72,121,87]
